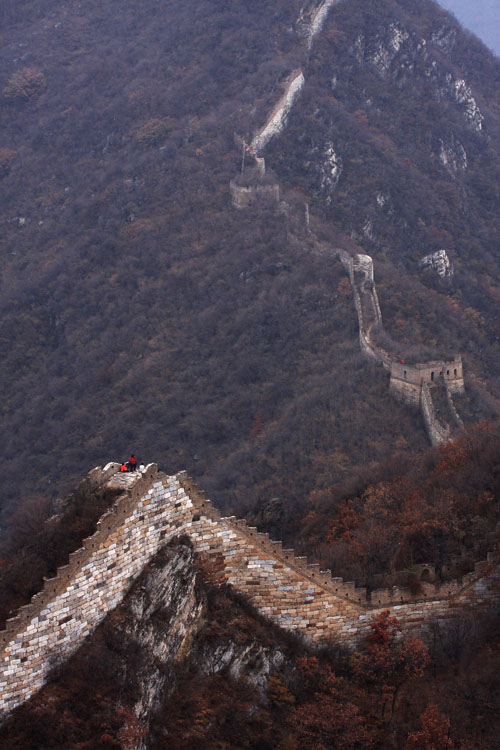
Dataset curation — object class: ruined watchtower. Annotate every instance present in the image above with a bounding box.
[230,156,280,209]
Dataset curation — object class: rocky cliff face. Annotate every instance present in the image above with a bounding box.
[0,539,289,747]
[115,540,286,729]
[116,541,203,725]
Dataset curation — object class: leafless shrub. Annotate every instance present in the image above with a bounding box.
[3,67,46,101]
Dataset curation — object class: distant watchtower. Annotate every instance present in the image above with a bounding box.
[389,357,464,407]
[230,155,280,209]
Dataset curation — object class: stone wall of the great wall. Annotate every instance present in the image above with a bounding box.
[331,247,465,444]
[1,465,498,721]
[229,179,280,209]
[0,465,195,720]
[390,359,465,402]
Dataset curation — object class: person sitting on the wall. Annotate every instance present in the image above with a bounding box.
[120,462,128,472]
[128,454,138,471]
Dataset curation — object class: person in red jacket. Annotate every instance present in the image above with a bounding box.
[120,462,128,473]
[128,454,138,471]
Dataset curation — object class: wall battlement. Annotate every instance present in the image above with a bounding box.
[390,358,464,404]
[231,0,465,445]
[1,465,499,721]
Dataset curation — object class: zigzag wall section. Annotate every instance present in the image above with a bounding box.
[333,248,464,444]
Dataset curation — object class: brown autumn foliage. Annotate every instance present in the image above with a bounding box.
[406,704,454,750]
[296,422,500,589]
[287,657,372,749]
[353,611,429,721]
[3,67,46,101]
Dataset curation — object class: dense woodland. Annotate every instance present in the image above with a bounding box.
[0,0,500,530]
[293,422,500,587]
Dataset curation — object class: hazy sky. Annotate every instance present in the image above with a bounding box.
[437,0,500,56]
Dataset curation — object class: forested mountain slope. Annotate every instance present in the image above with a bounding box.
[1,0,499,530]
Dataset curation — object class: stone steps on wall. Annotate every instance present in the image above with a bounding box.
[178,471,499,610]
[178,472,373,606]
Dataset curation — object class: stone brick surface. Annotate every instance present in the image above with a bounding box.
[0,465,498,721]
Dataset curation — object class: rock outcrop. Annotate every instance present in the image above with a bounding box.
[419,250,454,280]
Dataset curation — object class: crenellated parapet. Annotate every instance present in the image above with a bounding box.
[1,465,498,722]
[390,358,464,403]
[0,464,194,720]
